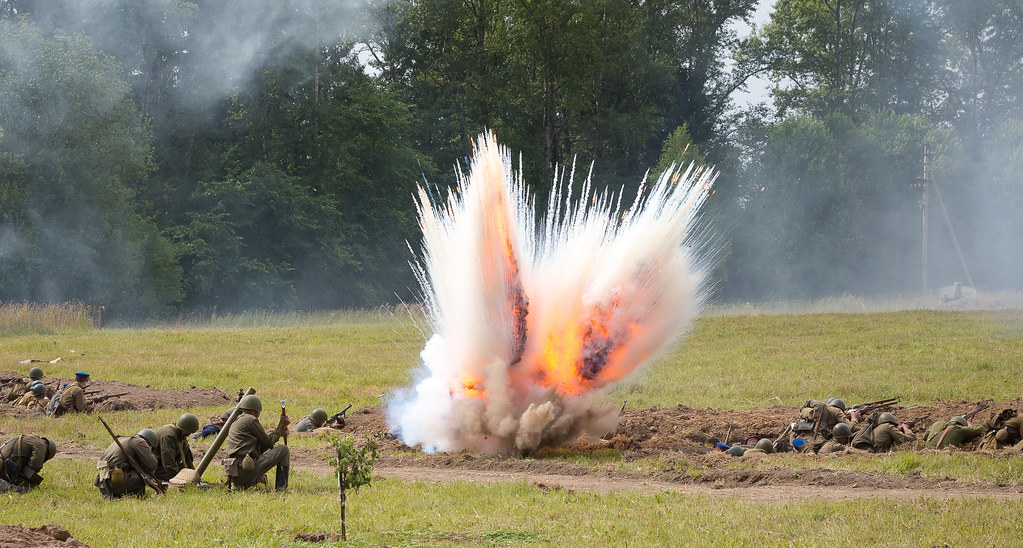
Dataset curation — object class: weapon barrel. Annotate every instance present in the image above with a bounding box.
[192,387,256,483]
[97,416,165,495]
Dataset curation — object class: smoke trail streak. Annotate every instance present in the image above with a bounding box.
[388,132,716,454]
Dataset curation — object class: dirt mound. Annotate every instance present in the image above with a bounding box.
[327,399,1020,459]
[0,370,232,416]
[0,524,88,547]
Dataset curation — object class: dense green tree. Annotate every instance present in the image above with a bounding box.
[0,18,182,316]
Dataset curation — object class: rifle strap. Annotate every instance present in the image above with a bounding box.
[935,424,956,448]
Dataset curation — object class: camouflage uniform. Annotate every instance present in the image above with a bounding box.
[924,421,985,449]
[16,392,49,411]
[94,436,158,498]
[222,413,289,490]
[154,424,195,481]
[0,435,52,493]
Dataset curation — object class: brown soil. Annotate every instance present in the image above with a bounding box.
[0,370,232,417]
[0,524,88,547]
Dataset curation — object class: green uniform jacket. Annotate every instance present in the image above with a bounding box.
[294,416,317,432]
[17,393,49,410]
[0,435,49,476]
[99,436,157,476]
[2,378,32,402]
[154,424,194,481]
[924,422,986,449]
[870,423,916,452]
[59,384,88,412]
[818,439,847,454]
[223,413,282,458]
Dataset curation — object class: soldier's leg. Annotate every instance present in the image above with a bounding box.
[251,446,290,491]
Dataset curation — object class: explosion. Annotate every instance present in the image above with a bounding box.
[388,132,716,454]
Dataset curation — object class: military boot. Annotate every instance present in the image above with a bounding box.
[274,465,289,492]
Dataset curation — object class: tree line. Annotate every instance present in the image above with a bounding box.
[0,0,1020,320]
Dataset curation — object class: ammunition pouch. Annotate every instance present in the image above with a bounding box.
[793,420,815,432]
[110,467,125,486]
[242,454,255,473]
[221,457,239,478]
[97,460,126,485]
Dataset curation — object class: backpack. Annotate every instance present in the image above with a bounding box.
[850,419,877,451]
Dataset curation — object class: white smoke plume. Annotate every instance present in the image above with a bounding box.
[388,132,716,454]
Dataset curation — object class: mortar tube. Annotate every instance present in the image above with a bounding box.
[192,387,256,483]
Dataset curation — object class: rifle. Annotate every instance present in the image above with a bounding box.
[97,416,165,495]
[327,404,353,427]
[849,397,901,415]
[903,414,931,428]
[963,403,990,422]
[90,392,129,405]
[772,423,793,452]
[280,400,288,446]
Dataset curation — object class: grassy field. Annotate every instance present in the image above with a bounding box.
[2,308,1023,546]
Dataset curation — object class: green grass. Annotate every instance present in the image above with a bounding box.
[2,308,1023,546]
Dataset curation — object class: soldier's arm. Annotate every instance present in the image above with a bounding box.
[157,436,180,478]
[133,439,159,475]
[73,388,87,411]
[25,441,47,474]
[244,415,278,452]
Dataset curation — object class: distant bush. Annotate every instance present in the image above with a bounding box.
[0,301,96,332]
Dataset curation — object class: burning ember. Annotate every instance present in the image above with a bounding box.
[388,132,716,454]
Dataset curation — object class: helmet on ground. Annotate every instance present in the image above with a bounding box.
[238,395,262,412]
[833,423,852,438]
[311,408,328,424]
[828,398,846,411]
[138,428,158,447]
[31,383,48,396]
[878,413,897,426]
[28,367,44,379]
[44,438,57,460]
[755,438,774,453]
[949,416,968,427]
[176,413,200,434]
[726,445,745,457]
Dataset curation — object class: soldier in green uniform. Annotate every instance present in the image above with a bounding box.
[294,408,329,432]
[16,382,50,411]
[94,428,159,499]
[53,372,92,416]
[924,416,986,449]
[222,395,291,491]
[853,413,915,452]
[981,409,1023,450]
[742,438,775,457]
[154,413,200,481]
[790,397,854,448]
[0,434,57,493]
[818,423,854,454]
[2,366,45,402]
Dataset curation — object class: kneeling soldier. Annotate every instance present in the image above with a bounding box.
[95,428,158,498]
[0,434,57,493]
[155,413,200,481]
[222,395,291,491]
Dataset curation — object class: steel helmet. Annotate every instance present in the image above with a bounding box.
[176,413,200,434]
[878,412,898,426]
[311,408,328,424]
[949,416,968,427]
[755,438,774,453]
[31,383,48,396]
[238,395,263,412]
[44,438,57,460]
[138,428,158,447]
[28,367,44,379]
[833,423,852,438]
[829,398,847,411]
[726,445,745,457]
